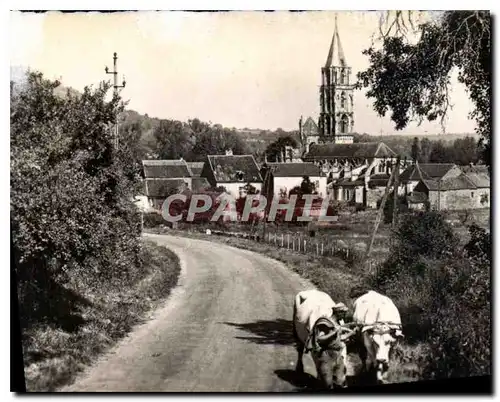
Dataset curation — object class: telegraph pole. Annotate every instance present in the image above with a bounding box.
[105,52,126,149]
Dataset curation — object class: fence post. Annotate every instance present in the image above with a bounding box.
[274,233,277,245]
[304,240,307,253]
[287,234,290,249]
[268,232,271,243]
[292,238,295,251]
[316,243,319,255]
[281,234,284,247]
[298,238,301,252]
[321,242,324,256]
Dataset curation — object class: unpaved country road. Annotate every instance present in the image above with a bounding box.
[62,233,321,392]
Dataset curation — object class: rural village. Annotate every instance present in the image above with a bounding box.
[11,10,491,394]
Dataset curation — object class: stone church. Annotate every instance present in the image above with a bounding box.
[287,17,411,207]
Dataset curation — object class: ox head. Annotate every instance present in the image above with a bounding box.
[306,316,356,390]
[363,324,404,383]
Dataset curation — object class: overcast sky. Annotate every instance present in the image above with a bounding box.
[10,10,477,135]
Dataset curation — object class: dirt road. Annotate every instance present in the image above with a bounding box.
[62,233,321,392]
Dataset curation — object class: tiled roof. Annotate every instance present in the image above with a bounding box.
[142,159,192,179]
[207,154,263,183]
[186,162,205,177]
[265,162,321,177]
[369,173,391,187]
[459,165,490,188]
[399,163,456,182]
[422,174,477,191]
[145,179,188,197]
[303,142,396,160]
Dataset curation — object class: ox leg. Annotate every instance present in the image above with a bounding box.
[295,343,305,373]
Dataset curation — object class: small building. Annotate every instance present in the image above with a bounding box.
[142,159,193,210]
[263,162,328,198]
[399,163,462,195]
[412,166,490,211]
[201,151,263,199]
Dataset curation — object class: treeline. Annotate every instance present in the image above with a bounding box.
[119,111,300,164]
[354,133,483,165]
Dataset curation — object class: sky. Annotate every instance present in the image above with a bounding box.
[10,10,478,135]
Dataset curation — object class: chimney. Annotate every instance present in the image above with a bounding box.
[225,149,233,156]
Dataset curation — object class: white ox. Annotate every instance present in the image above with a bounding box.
[292,289,355,389]
[352,290,404,384]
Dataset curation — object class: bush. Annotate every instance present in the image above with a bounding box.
[371,211,491,380]
[12,72,142,332]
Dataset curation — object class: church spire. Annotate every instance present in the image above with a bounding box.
[325,14,347,68]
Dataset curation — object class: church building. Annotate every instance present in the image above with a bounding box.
[297,16,411,207]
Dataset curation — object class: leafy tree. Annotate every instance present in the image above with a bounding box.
[453,136,480,165]
[357,11,491,170]
[265,135,298,162]
[11,72,141,329]
[411,137,420,162]
[420,138,432,163]
[153,119,192,160]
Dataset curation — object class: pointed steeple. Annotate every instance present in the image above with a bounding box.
[325,14,347,68]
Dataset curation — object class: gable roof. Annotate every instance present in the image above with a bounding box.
[207,154,263,183]
[144,178,188,197]
[186,161,205,177]
[459,165,490,188]
[302,117,319,135]
[265,162,321,177]
[303,142,396,160]
[421,173,478,191]
[142,159,192,179]
[400,163,457,182]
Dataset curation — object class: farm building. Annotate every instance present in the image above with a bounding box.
[399,163,462,195]
[142,159,193,210]
[262,162,328,198]
[410,165,490,211]
[200,150,263,198]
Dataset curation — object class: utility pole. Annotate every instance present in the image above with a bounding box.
[105,52,126,149]
[392,155,401,228]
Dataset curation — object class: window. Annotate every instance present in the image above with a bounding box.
[340,92,346,109]
[340,115,349,134]
[378,162,385,173]
[471,192,475,198]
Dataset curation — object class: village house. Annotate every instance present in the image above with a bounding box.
[142,159,193,210]
[409,164,490,211]
[200,150,263,199]
[399,163,462,195]
[262,162,328,198]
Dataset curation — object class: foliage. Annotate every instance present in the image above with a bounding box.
[264,135,298,162]
[382,192,408,224]
[357,11,491,169]
[289,176,316,198]
[371,211,491,379]
[373,211,459,288]
[11,72,142,331]
[410,137,420,162]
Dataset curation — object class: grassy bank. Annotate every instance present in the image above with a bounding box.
[21,239,181,392]
[149,227,424,384]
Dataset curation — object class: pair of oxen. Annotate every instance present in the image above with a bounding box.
[292,288,404,390]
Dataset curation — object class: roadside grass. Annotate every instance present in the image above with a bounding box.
[21,239,181,392]
[153,228,423,384]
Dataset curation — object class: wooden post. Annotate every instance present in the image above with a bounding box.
[392,156,401,228]
[321,242,324,256]
[304,240,307,253]
[293,238,295,251]
[366,158,398,259]
[281,234,284,247]
[287,234,290,249]
[316,243,319,255]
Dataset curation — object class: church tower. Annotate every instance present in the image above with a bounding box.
[318,15,355,144]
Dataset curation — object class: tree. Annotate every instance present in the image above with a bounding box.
[265,135,298,162]
[357,11,491,170]
[153,119,192,159]
[429,140,448,162]
[11,72,142,328]
[420,138,432,163]
[453,136,480,165]
[410,137,420,162]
